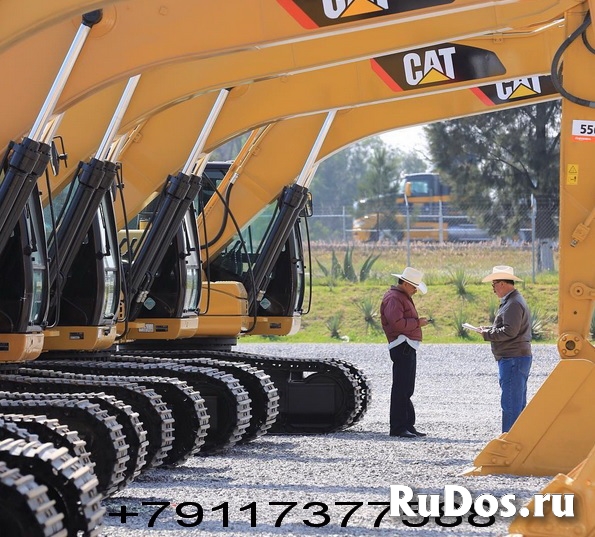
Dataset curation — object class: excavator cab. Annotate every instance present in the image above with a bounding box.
[199,161,308,334]
[119,203,202,341]
[0,185,49,361]
[43,189,121,351]
[207,201,307,325]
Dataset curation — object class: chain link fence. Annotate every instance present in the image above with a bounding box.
[306,201,559,279]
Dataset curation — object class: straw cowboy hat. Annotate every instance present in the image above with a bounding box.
[481,265,523,282]
[392,267,427,294]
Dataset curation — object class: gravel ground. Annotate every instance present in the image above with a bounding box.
[101,343,559,537]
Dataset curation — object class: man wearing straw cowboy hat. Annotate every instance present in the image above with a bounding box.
[479,265,532,433]
[381,267,431,438]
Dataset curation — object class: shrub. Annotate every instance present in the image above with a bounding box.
[359,253,381,282]
[354,297,381,334]
[452,307,472,339]
[449,268,471,300]
[325,311,344,339]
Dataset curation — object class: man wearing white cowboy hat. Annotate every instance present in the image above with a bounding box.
[479,265,532,433]
[380,267,430,438]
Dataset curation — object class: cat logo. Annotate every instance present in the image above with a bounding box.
[403,46,457,85]
[322,0,389,19]
[496,77,542,100]
[472,76,558,106]
[277,0,454,29]
[372,44,505,92]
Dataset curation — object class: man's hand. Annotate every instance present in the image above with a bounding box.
[420,317,431,327]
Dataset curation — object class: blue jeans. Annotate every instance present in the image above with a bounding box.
[498,356,532,433]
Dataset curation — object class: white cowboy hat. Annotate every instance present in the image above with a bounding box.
[392,267,427,294]
[481,265,523,282]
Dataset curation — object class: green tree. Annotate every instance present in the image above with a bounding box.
[352,141,401,239]
[424,102,560,239]
[356,140,399,199]
[401,149,430,175]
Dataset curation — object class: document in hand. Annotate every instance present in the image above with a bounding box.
[462,323,482,333]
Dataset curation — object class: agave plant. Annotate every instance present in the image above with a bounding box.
[331,250,344,279]
[317,248,381,283]
[452,307,472,339]
[359,253,381,282]
[343,246,357,282]
[315,257,337,289]
[530,304,549,341]
[449,268,471,299]
[487,297,499,323]
[325,311,344,339]
[354,297,381,333]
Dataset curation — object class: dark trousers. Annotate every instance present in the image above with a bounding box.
[389,342,417,434]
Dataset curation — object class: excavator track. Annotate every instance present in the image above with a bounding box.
[22,363,208,465]
[114,350,279,442]
[37,355,251,454]
[26,360,208,466]
[329,358,372,428]
[163,348,365,433]
[0,457,67,537]
[0,395,129,497]
[0,432,104,537]
[0,413,94,476]
[9,367,176,469]
[0,385,147,491]
[178,356,278,443]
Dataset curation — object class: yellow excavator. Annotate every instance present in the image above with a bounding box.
[0,0,564,450]
[32,24,563,445]
[114,8,595,533]
[0,1,592,536]
[0,0,572,496]
[25,19,566,201]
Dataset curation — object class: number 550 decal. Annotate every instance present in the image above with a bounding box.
[572,120,595,141]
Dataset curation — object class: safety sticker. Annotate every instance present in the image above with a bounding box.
[566,164,578,185]
[571,120,595,142]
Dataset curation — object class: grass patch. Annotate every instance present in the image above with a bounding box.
[247,242,560,344]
